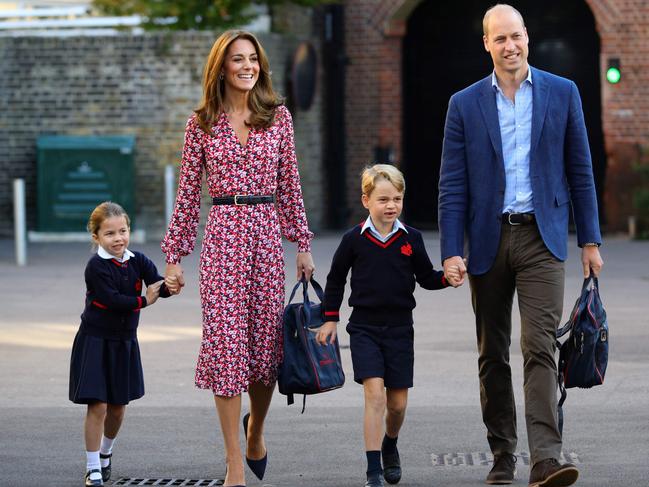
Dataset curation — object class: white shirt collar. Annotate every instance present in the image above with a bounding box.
[97,246,135,262]
[361,216,407,242]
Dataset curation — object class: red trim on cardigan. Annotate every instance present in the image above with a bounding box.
[92,300,108,309]
[363,230,404,249]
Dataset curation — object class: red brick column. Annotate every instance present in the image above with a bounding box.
[586,0,649,231]
[344,0,414,223]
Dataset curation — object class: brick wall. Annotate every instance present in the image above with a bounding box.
[0,31,324,238]
[344,0,406,222]
[586,0,649,231]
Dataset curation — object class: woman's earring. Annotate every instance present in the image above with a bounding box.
[219,73,224,80]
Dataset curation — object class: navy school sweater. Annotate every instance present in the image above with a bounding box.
[80,252,170,339]
[323,224,449,326]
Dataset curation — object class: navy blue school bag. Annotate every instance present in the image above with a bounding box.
[557,274,608,433]
[278,277,345,412]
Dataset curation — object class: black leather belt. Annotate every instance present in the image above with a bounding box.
[502,212,536,225]
[212,195,275,206]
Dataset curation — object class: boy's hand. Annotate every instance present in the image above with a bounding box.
[146,280,163,306]
[315,321,337,346]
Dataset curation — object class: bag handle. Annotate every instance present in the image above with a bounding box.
[556,274,595,339]
[286,276,324,305]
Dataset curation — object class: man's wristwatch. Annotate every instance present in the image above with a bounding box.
[582,242,600,247]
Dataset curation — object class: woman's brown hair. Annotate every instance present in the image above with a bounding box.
[195,30,283,134]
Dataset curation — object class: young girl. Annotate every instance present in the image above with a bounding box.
[69,201,170,487]
[316,165,462,487]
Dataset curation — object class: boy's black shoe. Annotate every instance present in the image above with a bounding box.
[85,469,104,486]
[365,472,384,487]
[486,453,516,484]
[381,446,401,484]
[99,453,112,482]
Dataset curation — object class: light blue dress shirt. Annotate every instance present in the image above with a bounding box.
[492,68,534,214]
[361,217,408,243]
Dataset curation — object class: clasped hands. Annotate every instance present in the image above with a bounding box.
[164,263,185,295]
[443,256,467,287]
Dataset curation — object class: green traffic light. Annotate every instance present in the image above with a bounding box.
[606,67,621,84]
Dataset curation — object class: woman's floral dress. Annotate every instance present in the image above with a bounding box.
[161,105,313,397]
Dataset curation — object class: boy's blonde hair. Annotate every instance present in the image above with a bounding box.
[361,164,405,196]
[87,201,130,236]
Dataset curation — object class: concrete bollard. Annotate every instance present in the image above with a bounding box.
[13,179,27,266]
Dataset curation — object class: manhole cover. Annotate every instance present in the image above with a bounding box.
[431,451,580,467]
[114,480,224,486]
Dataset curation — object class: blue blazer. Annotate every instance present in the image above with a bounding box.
[438,67,601,275]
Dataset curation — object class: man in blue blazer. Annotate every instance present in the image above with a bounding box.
[438,4,603,487]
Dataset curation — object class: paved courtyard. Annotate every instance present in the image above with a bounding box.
[0,233,648,486]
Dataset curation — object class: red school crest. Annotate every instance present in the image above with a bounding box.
[400,242,412,256]
[135,279,142,292]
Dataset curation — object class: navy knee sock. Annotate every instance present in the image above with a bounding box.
[382,434,398,454]
[366,450,382,476]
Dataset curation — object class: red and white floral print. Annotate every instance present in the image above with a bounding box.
[162,106,313,397]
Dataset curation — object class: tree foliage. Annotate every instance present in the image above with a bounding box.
[93,0,329,30]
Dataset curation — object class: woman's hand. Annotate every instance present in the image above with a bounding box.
[296,252,315,281]
[315,321,337,346]
[165,263,185,295]
[146,280,163,306]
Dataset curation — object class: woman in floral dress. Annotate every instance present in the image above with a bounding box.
[161,30,314,487]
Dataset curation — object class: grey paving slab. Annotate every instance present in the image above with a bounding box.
[0,233,648,487]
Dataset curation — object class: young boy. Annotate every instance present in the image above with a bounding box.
[316,164,461,487]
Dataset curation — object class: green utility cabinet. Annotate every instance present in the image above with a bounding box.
[37,135,135,232]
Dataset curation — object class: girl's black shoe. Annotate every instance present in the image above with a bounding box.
[85,469,103,486]
[99,453,112,482]
[242,412,268,480]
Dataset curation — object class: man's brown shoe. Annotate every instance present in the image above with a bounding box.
[486,453,516,484]
[528,458,579,487]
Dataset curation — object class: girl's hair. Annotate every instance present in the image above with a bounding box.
[195,30,283,135]
[87,201,130,236]
[361,164,406,196]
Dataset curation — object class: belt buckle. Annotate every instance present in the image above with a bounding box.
[508,213,521,226]
[234,194,245,206]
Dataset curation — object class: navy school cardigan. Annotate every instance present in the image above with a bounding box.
[323,224,449,326]
[80,252,170,339]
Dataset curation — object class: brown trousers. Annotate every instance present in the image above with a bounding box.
[469,223,564,465]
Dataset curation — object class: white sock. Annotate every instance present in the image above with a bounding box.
[100,435,115,460]
[86,450,101,475]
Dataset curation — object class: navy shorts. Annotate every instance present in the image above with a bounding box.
[346,321,414,389]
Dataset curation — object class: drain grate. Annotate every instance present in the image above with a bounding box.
[113,479,224,486]
[431,451,580,467]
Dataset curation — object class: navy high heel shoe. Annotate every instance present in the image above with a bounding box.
[242,412,267,480]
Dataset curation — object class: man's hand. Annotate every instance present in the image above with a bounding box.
[582,246,603,278]
[164,263,185,295]
[444,255,467,287]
